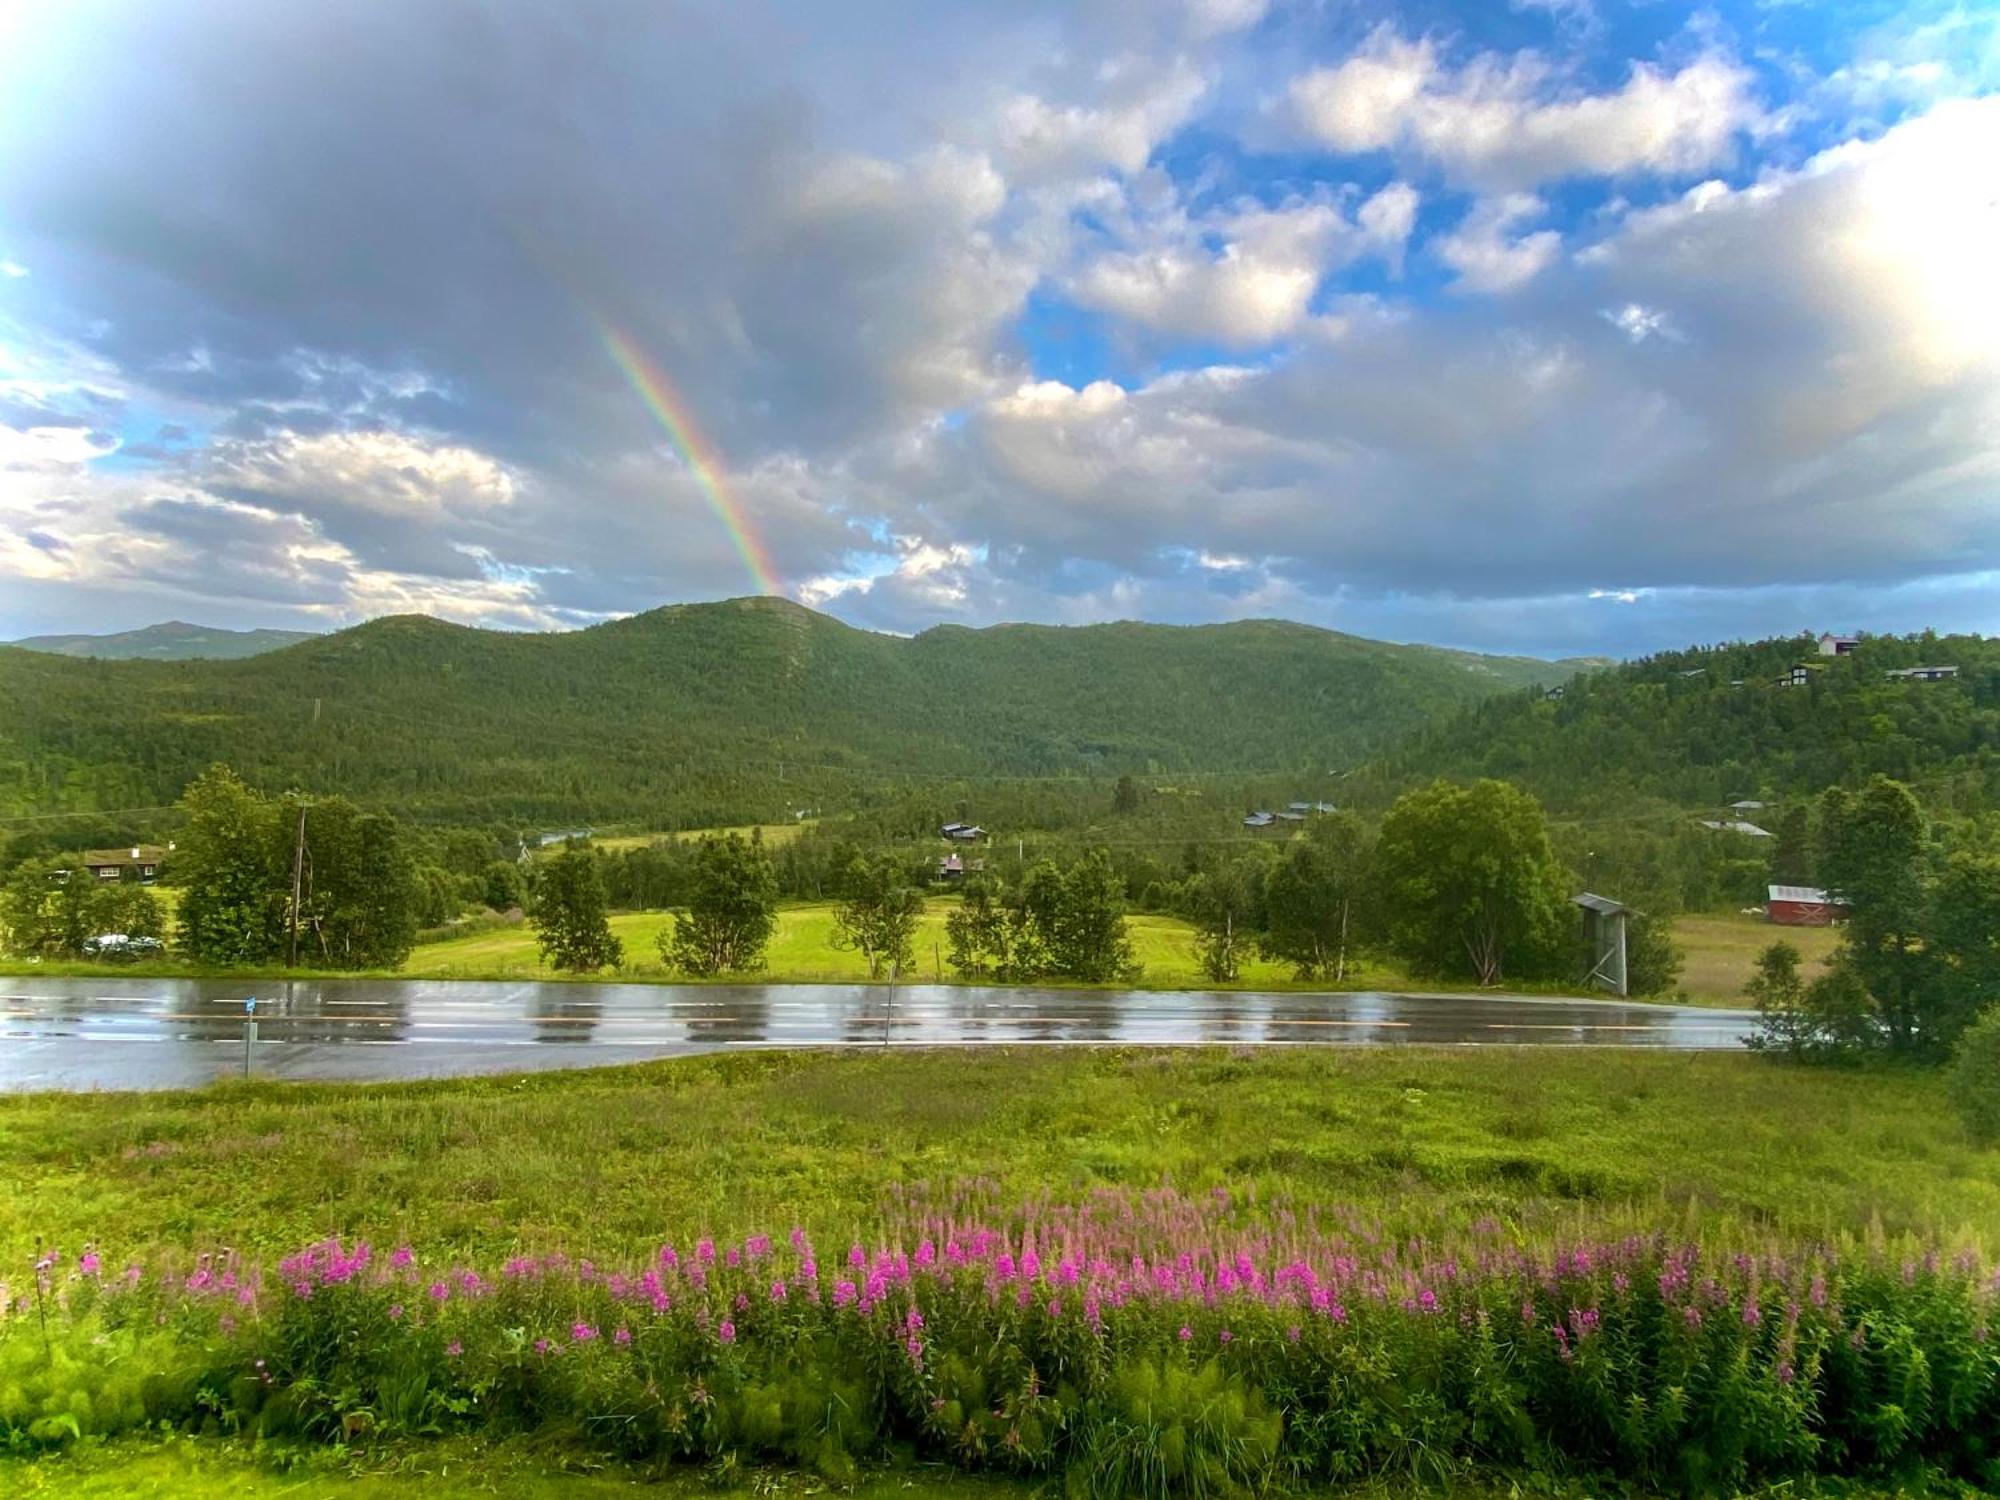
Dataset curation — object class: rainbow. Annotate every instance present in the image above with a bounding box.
[597,323,782,597]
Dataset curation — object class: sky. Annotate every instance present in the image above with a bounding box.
[1,0,1996,659]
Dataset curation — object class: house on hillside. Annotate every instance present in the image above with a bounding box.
[1775,663,1822,689]
[537,828,593,847]
[81,845,170,882]
[1817,633,1859,657]
[1767,885,1849,926]
[940,822,985,843]
[1543,684,1566,700]
[935,851,986,880]
[1728,799,1767,812]
[1242,811,1276,829]
[1885,665,1959,682]
[1699,819,1773,838]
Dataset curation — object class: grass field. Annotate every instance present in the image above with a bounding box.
[1673,911,1842,1004]
[4,1047,1992,1268]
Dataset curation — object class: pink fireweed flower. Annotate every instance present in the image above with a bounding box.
[1742,1302,1762,1327]
[745,1235,771,1259]
[1287,1325,1301,1343]
[771,1279,788,1302]
[429,1281,449,1303]
[1178,1325,1192,1341]
[388,1304,404,1321]
[390,1246,414,1270]
[834,1280,857,1307]
[446,1341,463,1358]
[718,1320,736,1344]
[79,1250,101,1277]
[696,1239,716,1264]
[572,1322,598,1342]
[725,1248,741,1269]
[614,1327,632,1346]
[1219,1328,1233,1344]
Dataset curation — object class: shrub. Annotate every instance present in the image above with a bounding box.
[6,1194,1997,1493]
[1949,1006,2000,1143]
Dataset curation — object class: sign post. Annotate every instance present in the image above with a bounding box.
[243,996,258,1078]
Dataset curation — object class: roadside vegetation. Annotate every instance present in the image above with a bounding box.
[3,1048,1997,1493]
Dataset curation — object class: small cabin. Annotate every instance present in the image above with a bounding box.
[1817,633,1859,657]
[81,845,169,883]
[939,822,986,843]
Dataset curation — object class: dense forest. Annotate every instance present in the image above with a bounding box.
[1357,632,2000,820]
[0,597,1581,827]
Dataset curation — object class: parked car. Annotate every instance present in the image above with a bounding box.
[82,933,165,960]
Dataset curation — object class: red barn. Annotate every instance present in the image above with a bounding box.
[1767,884,1848,926]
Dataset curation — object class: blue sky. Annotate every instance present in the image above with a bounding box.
[0,0,1996,657]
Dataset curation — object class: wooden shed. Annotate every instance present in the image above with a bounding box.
[1767,885,1848,927]
[1571,892,1629,997]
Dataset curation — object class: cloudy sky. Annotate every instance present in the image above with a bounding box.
[2,0,1996,657]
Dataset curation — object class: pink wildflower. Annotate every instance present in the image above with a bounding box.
[718,1320,736,1344]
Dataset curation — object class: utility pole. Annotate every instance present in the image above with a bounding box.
[286,801,307,967]
[882,958,898,1047]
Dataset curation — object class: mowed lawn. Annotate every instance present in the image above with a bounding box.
[1672,911,1842,1006]
[407,899,1320,987]
[3,1048,1993,1269]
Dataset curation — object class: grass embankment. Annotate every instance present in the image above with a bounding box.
[4,1048,1993,1267]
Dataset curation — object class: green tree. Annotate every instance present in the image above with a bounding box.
[1769,805,1812,886]
[1188,858,1263,982]
[1262,812,1371,981]
[274,796,421,968]
[1922,854,2000,1053]
[1373,779,1570,985]
[175,764,284,965]
[661,833,778,976]
[483,860,525,911]
[944,878,1012,980]
[0,860,91,958]
[1817,777,1932,1052]
[1113,775,1140,814]
[1746,941,1873,1063]
[530,844,622,972]
[832,853,925,979]
[1030,849,1137,983]
[1621,907,1684,998]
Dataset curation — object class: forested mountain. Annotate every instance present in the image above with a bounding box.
[1359,632,2000,818]
[0,597,1579,825]
[4,621,316,661]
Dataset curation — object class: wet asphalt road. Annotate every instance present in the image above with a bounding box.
[0,978,1756,1092]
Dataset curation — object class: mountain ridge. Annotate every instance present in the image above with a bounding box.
[0,597,1588,824]
[5,621,318,661]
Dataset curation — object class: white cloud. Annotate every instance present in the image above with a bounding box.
[1601,303,1679,343]
[1067,180,1420,345]
[207,430,517,516]
[996,58,1209,182]
[1435,194,1561,293]
[0,258,26,278]
[1289,28,1759,187]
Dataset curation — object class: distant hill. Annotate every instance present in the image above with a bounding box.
[1358,632,2000,815]
[5,621,317,661]
[0,597,1582,824]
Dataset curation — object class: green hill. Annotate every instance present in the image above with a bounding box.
[1358,631,2000,816]
[0,597,1578,825]
[5,621,317,661]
